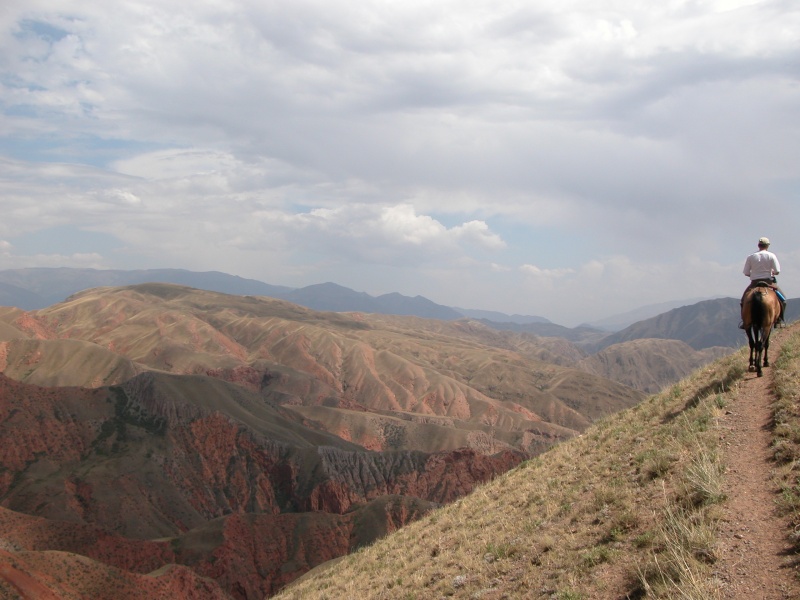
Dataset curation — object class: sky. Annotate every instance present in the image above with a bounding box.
[1,0,799,326]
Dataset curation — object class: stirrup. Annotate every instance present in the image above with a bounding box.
[738,321,745,329]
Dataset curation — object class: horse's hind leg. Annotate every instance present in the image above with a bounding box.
[746,329,756,371]
[752,329,764,377]
[756,348,763,376]
[763,331,772,367]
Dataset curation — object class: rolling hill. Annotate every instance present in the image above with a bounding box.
[0,282,655,596]
[0,283,644,454]
[0,267,292,310]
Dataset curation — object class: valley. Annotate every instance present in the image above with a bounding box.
[0,275,758,597]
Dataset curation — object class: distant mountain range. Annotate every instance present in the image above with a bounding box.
[279,282,464,320]
[0,267,703,328]
[0,267,790,352]
[587,297,799,352]
[580,297,722,331]
[453,307,552,325]
[0,267,292,309]
[0,268,469,321]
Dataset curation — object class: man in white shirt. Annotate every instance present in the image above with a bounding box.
[742,236,785,326]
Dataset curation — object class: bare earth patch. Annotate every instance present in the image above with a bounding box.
[715,328,800,599]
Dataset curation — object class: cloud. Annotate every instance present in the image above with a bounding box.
[275,203,505,266]
[520,264,575,283]
[1,0,799,324]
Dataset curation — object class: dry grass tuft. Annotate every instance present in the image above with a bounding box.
[771,331,800,552]
[273,336,788,600]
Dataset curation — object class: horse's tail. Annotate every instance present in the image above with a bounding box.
[751,290,767,330]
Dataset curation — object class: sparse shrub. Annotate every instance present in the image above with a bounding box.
[484,541,517,560]
[601,510,640,543]
[639,450,675,481]
[770,331,800,538]
[777,483,800,515]
[692,411,711,432]
[556,589,586,600]
[772,438,800,464]
[681,449,726,507]
[775,421,800,443]
[592,485,622,510]
[633,530,656,548]
[580,545,612,568]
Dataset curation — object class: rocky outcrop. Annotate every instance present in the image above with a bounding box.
[0,495,434,600]
[178,495,436,599]
[0,372,525,597]
[300,446,524,513]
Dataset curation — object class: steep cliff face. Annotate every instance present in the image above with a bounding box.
[299,446,524,513]
[0,496,434,600]
[176,495,436,599]
[0,372,523,596]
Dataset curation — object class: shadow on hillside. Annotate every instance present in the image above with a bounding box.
[661,365,742,424]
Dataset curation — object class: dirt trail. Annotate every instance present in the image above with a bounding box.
[715,328,800,599]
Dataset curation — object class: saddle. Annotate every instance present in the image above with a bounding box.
[748,279,786,302]
[749,278,777,290]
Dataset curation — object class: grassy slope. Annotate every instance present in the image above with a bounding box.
[771,331,800,556]
[276,329,800,600]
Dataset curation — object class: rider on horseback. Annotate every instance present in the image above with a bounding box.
[741,236,786,327]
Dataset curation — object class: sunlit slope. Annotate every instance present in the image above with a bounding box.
[6,283,644,454]
[276,330,766,599]
[0,338,140,388]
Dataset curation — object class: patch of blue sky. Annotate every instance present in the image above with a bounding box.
[0,135,67,163]
[422,210,584,267]
[1,76,48,92]
[16,19,70,43]
[487,216,591,269]
[3,105,41,118]
[0,134,163,169]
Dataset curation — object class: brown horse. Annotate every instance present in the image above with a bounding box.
[741,283,781,377]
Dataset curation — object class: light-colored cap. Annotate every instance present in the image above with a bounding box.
[759,237,770,245]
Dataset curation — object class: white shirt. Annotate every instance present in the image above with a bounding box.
[744,249,780,281]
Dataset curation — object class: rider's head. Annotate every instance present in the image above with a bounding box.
[758,237,770,250]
